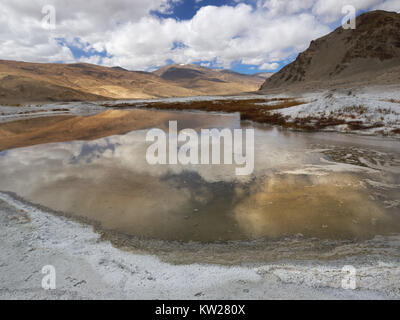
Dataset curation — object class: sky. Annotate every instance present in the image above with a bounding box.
[0,0,399,74]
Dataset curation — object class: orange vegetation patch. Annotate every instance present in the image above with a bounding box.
[103,98,386,131]
[385,99,400,104]
[103,98,305,125]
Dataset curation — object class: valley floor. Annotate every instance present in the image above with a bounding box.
[102,85,400,136]
[1,85,400,137]
[1,89,399,300]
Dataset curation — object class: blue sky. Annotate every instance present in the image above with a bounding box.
[152,0,376,74]
[1,0,399,74]
[155,0,255,20]
[61,0,307,74]
[60,0,291,74]
[58,0,355,74]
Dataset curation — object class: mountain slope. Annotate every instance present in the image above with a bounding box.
[153,64,265,95]
[0,60,199,103]
[260,10,400,92]
[0,61,266,104]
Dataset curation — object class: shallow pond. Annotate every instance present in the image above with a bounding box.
[0,109,400,246]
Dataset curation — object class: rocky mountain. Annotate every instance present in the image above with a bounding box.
[0,60,264,104]
[260,10,400,92]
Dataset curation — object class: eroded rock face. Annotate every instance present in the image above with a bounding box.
[260,11,400,91]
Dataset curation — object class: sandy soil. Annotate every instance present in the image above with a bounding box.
[0,192,399,300]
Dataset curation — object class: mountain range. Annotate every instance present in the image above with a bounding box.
[0,60,267,104]
[1,10,399,104]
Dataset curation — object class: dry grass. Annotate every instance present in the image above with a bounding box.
[102,98,307,127]
[385,99,400,104]
[0,103,22,107]
[102,98,387,131]
[342,105,367,115]
[13,108,70,115]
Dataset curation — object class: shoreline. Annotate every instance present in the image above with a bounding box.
[1,191,399,299]
[1,93,399,299]
[1,86,399,139]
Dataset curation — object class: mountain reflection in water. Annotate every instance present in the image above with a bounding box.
[0,109,399,242]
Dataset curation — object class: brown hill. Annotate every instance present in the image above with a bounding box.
[0,60,197,104]
[0,60,264,104]
[260,10,400,92]
[153,64,264,95]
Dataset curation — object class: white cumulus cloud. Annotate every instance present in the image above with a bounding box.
[0,0,396,71]
[259,62,279,70]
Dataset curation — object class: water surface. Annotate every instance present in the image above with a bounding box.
[0,109,399,244]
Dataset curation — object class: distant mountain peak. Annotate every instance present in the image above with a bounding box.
[152,63,265,93]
